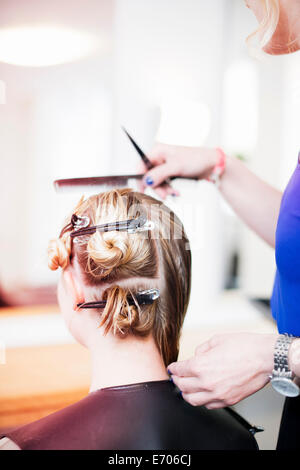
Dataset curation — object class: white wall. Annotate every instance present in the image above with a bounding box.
[0,0,115,287]
[111,0,227,165]
[0,101,32,289]
[111,0,228,325]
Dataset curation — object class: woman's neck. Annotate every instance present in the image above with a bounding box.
[88,333,169,392]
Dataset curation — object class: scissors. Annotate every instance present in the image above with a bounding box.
[54,128,196,192]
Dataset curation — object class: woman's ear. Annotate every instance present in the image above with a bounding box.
[62,269,85,310]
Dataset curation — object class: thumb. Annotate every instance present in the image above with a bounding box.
[143,163,173,188]
[168,358,195,377]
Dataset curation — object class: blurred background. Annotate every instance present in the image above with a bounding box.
[0,0,299,449]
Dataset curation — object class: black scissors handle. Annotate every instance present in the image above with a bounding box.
[122,127,154,171]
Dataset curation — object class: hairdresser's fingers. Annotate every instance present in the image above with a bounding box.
[154,182,180,199]
[205,401,226,410]
[137,176,147,193]
[135,161,155,177]
[137,180,145,193]
[171,375,205,394]
[154,186,169,200]
[137,176,179,198]
[143,163,177,189]
[136,148,179,197]
[166,185,180,197]
[168,358,196,378]
[168,343,216,378]
[194,340,214,356]
[181,392,217,407]
[136,161,147,192]
[136,152,166,175]
[136,155,166,193]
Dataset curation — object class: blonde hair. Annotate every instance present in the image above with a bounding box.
[48,189,191,366]
[247,0,299,54]
[247,0,280,53]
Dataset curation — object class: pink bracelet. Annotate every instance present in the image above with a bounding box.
[206,148,227,187]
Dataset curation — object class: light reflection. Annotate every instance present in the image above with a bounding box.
[0,26,101,67]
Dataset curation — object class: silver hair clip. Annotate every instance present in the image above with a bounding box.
[70,213,154,239]
[135,288,160,304]
[71,214,90,229]
[77,288,160,309]
[127,218,155,234]
[59,213,90,239]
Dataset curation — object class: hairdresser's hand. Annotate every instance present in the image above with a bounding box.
[138,143,218,199]
[168,333,277,409]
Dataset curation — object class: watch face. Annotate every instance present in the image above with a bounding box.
[271,377,300,397]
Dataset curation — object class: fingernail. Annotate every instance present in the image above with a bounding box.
[167,368,172,375]
[145,176,154,186]
[171,192,177,197]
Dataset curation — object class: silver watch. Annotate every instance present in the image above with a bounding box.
[270,334,300,397]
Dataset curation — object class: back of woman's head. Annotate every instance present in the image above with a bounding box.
[48,188,191,366]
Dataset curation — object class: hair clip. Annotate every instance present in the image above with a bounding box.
[71,214,90,229]
[59,214,90,238]
[135,288,160,304]
[77,288,160,309]
[70,213,154,239]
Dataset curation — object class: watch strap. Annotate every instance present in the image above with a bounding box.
[272,334,293,379]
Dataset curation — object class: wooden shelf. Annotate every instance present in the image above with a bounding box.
[0,304,60,317]
[0,343,90,428]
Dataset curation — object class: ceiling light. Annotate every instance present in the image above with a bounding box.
[0,25,101,67]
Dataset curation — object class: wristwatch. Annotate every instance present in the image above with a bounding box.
[270,334,300,397]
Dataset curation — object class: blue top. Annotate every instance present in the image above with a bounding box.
[271,152,300,335]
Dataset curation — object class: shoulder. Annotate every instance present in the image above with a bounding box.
[2,390,106,450]
[175,399,258,450]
